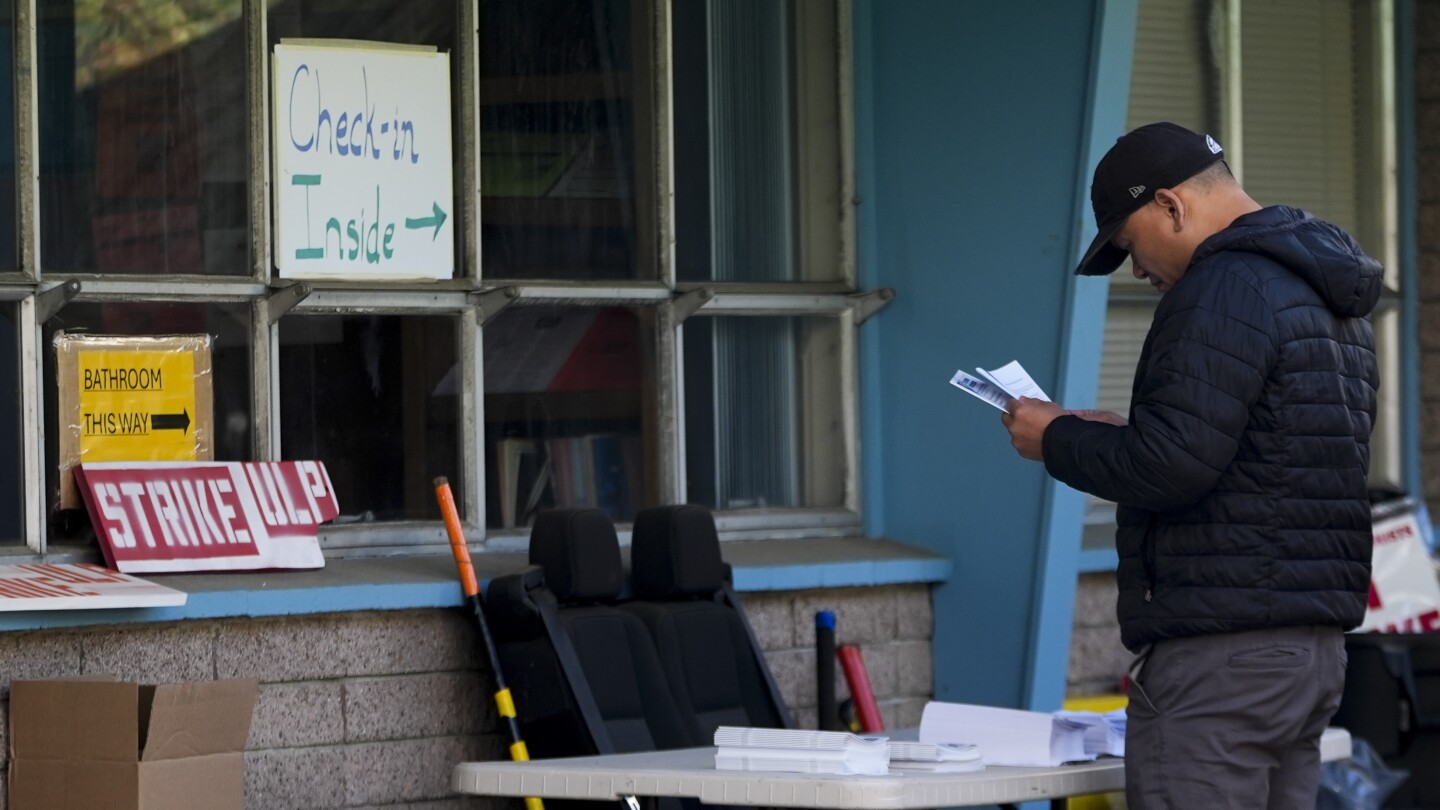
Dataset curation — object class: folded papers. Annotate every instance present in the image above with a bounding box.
[887,741,984,773]
[713,727,986,775]
[714,727,889,775]
[919,702,1127,767]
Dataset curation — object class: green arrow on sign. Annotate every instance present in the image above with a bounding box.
[405,202,449,240]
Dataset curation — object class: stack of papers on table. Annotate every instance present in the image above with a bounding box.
[714,726,889,775]
[888,741,985,773]
[1054,708,1126,758]
[919,702,1100,767]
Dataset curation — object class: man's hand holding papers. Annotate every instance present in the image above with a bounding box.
[949,360,1051,414]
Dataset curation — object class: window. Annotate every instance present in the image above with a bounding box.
[1,304,18,544]
[42,301,253,537]
[1088,0,1400,549]
[480,0,646,281]
[6,0,856,553]
[0,0,13,273]
[39,1,247,274]
[684,316,845,510]
[280,314,460,524]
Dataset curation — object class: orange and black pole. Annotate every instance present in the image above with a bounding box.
[434,477,543,810]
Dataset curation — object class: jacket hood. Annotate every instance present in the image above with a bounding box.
[1191,205,1383,318]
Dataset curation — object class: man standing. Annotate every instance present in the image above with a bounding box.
[1002,122,1380,809]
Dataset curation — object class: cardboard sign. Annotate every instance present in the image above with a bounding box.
[74,461,336,573]
[55,334,214,509]
[272,41,454,279]
[0,564,186,610]
[1357,509,1440,633]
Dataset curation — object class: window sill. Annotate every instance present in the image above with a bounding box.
[0,536,951,632]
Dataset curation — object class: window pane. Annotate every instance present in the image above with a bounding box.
[1242,0,1360,234]
[268,0,461,280]
[674,0,841,282]
[1,305,18,543]
[684,316,843,510]
[484,305,652,527]
[1127,0,1218,134]
[39,2,248,274]
[0,2,14,272]
[480,0,646,280]
[280,314,460,523]
[43,302,253,534]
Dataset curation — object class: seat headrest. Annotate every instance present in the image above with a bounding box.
[631,505,726,599]
[528,509,624,602]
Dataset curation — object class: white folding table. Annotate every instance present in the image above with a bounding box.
[453,727,1352,810]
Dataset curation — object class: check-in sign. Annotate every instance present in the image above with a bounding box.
[273,41,453,279]
[75,461,337,573]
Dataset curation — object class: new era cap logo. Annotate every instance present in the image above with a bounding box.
[1206,134,1222,154]
[1128,185,1146,198]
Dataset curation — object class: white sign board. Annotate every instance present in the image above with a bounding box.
[1358,510,1440,632]
[273,41,454,280]
[0,564,186,610]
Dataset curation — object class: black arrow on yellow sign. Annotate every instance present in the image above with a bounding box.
[150,409,191,435]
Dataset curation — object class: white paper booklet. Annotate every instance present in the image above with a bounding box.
[918,702,1091,768]
[949,360,1050,414]
[713,726,890,775]
[888,741,985,773]
[1053,709,1126,758]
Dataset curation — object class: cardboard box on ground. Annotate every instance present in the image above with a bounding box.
[8,677,257,810]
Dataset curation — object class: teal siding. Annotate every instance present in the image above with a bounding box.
[857,0,1134,709]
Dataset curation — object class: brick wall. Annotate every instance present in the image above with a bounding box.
[1067,573,1130,697]
[1420,1,1440,501]
[0,583,933,810]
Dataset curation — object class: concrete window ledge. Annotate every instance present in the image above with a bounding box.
[0,536,950,632]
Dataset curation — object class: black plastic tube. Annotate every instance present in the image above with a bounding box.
[816,610,839,731]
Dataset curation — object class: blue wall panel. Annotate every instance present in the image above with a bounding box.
[856,0,1121,709]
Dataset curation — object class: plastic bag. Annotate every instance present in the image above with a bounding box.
[1315,736,1408,810]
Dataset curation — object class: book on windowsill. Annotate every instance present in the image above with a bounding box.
[713,726,889,775]
[948,360,1050,414]
[918,701,1120,768]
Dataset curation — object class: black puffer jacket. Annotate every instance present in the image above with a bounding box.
[1044,205,1381,651]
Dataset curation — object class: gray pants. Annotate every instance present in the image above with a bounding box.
[1125,625,1346,810]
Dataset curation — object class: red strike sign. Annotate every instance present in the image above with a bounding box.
[0,564,186,610]
[75,461,338,573]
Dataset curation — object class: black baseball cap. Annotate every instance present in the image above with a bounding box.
[1075,122,1226,276]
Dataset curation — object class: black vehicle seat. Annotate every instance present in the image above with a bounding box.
[485,508,700,758]
[621,504,793,738]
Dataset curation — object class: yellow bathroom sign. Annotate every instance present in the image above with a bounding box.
[56,334,214,508]
[78,350,197,457]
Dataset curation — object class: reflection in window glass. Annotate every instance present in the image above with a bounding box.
[0,2,14,272]
[480,0,643,280]
[42,302,253,532]
[484,306,650,528]
[1,306,18,543]
[674,1,840,282]
[684,316,843,510]
[280,315,460,523]
[39,2,248,274]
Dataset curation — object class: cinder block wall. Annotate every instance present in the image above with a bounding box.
[0,583,932,810]
[1420,1,1440,502]
[1067,573,1129,697]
